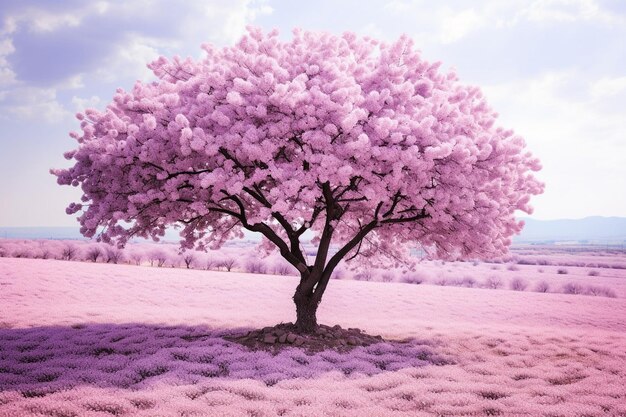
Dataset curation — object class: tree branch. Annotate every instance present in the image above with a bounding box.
[214,191,307,272]
[312,219,379,303]
[240,185,306,264]
[304,183,336,291]
[382,191,403,218]
[380,210,430,224]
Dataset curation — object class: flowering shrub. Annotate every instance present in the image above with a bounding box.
[0,239,621,299]
[585,285,617,298]
[245,259,267,274]
[562,282,585,295]
[217,258,238,272]
[460,277,477,288]
[509,278,528,291]
[380,272,397,283]
[181,253,196,269]
[483,276,503,289]
[105,247,124,264]
[534,281,550,293]
[401,272,428,285]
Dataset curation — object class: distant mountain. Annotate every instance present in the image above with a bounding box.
[0,227,85,240]
[3,216,626,244]
[515,216,626,243]
[0,226,261,243]
[0,227,185,241]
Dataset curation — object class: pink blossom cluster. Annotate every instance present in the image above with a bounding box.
[53,27,542,265]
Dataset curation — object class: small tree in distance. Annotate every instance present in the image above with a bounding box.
[181,252,196,269]
[53,28,542,333]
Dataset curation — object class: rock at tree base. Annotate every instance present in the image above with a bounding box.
[225,322,386,354]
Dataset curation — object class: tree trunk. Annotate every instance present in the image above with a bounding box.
[293,287,319,333]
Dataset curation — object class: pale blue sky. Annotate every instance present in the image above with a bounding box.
[1,0,625,226]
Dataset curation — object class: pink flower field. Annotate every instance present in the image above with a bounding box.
[1,255,626,417]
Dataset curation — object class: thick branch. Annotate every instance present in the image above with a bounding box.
[242,185,297,237]
[312,219,379,304]
[380,210,430,224]
[246,222,307,273]
[310,183,336,274]
[219,147,249,172]
[240,186,307,264]
[334,176,363,201]
[382,191,403,218]
[215,191,307,273]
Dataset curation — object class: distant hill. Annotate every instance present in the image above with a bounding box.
[0,227,260,243]
[3,216,626,244]
[0,227,85,240]
[515,216,626,243]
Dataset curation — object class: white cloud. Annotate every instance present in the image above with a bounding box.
[1,86,70,123]
[380,2,488,44]
[590,76,626,99]
[0,37,16,86]
[92,1,274,82]
[181,0,274,45]
[380,0,624,46]
[520,0,622,24]
[71,95,101,112]
[1,3,108,35]
[0,0,273,122]
[440,8,486,44]
[383,1,416,13]
[482,71,626,219]
[0,37,15,56]
[94,34,161,83]
[56,75,84,90]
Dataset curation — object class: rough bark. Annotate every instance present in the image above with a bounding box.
[293,283,319,333]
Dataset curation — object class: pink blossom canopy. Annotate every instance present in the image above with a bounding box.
[53,27,543,263]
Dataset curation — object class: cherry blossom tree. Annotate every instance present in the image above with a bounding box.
[53,28,542,332]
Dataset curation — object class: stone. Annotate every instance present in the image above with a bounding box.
[339,339,348,346]
[332,325,342,331]
[347,337,358,346]
[263,335,277,344]
[286,333,297,343]
[294,337,305,346]
[278,334,288,344]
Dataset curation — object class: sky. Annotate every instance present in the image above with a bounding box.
[0,0,625,227]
